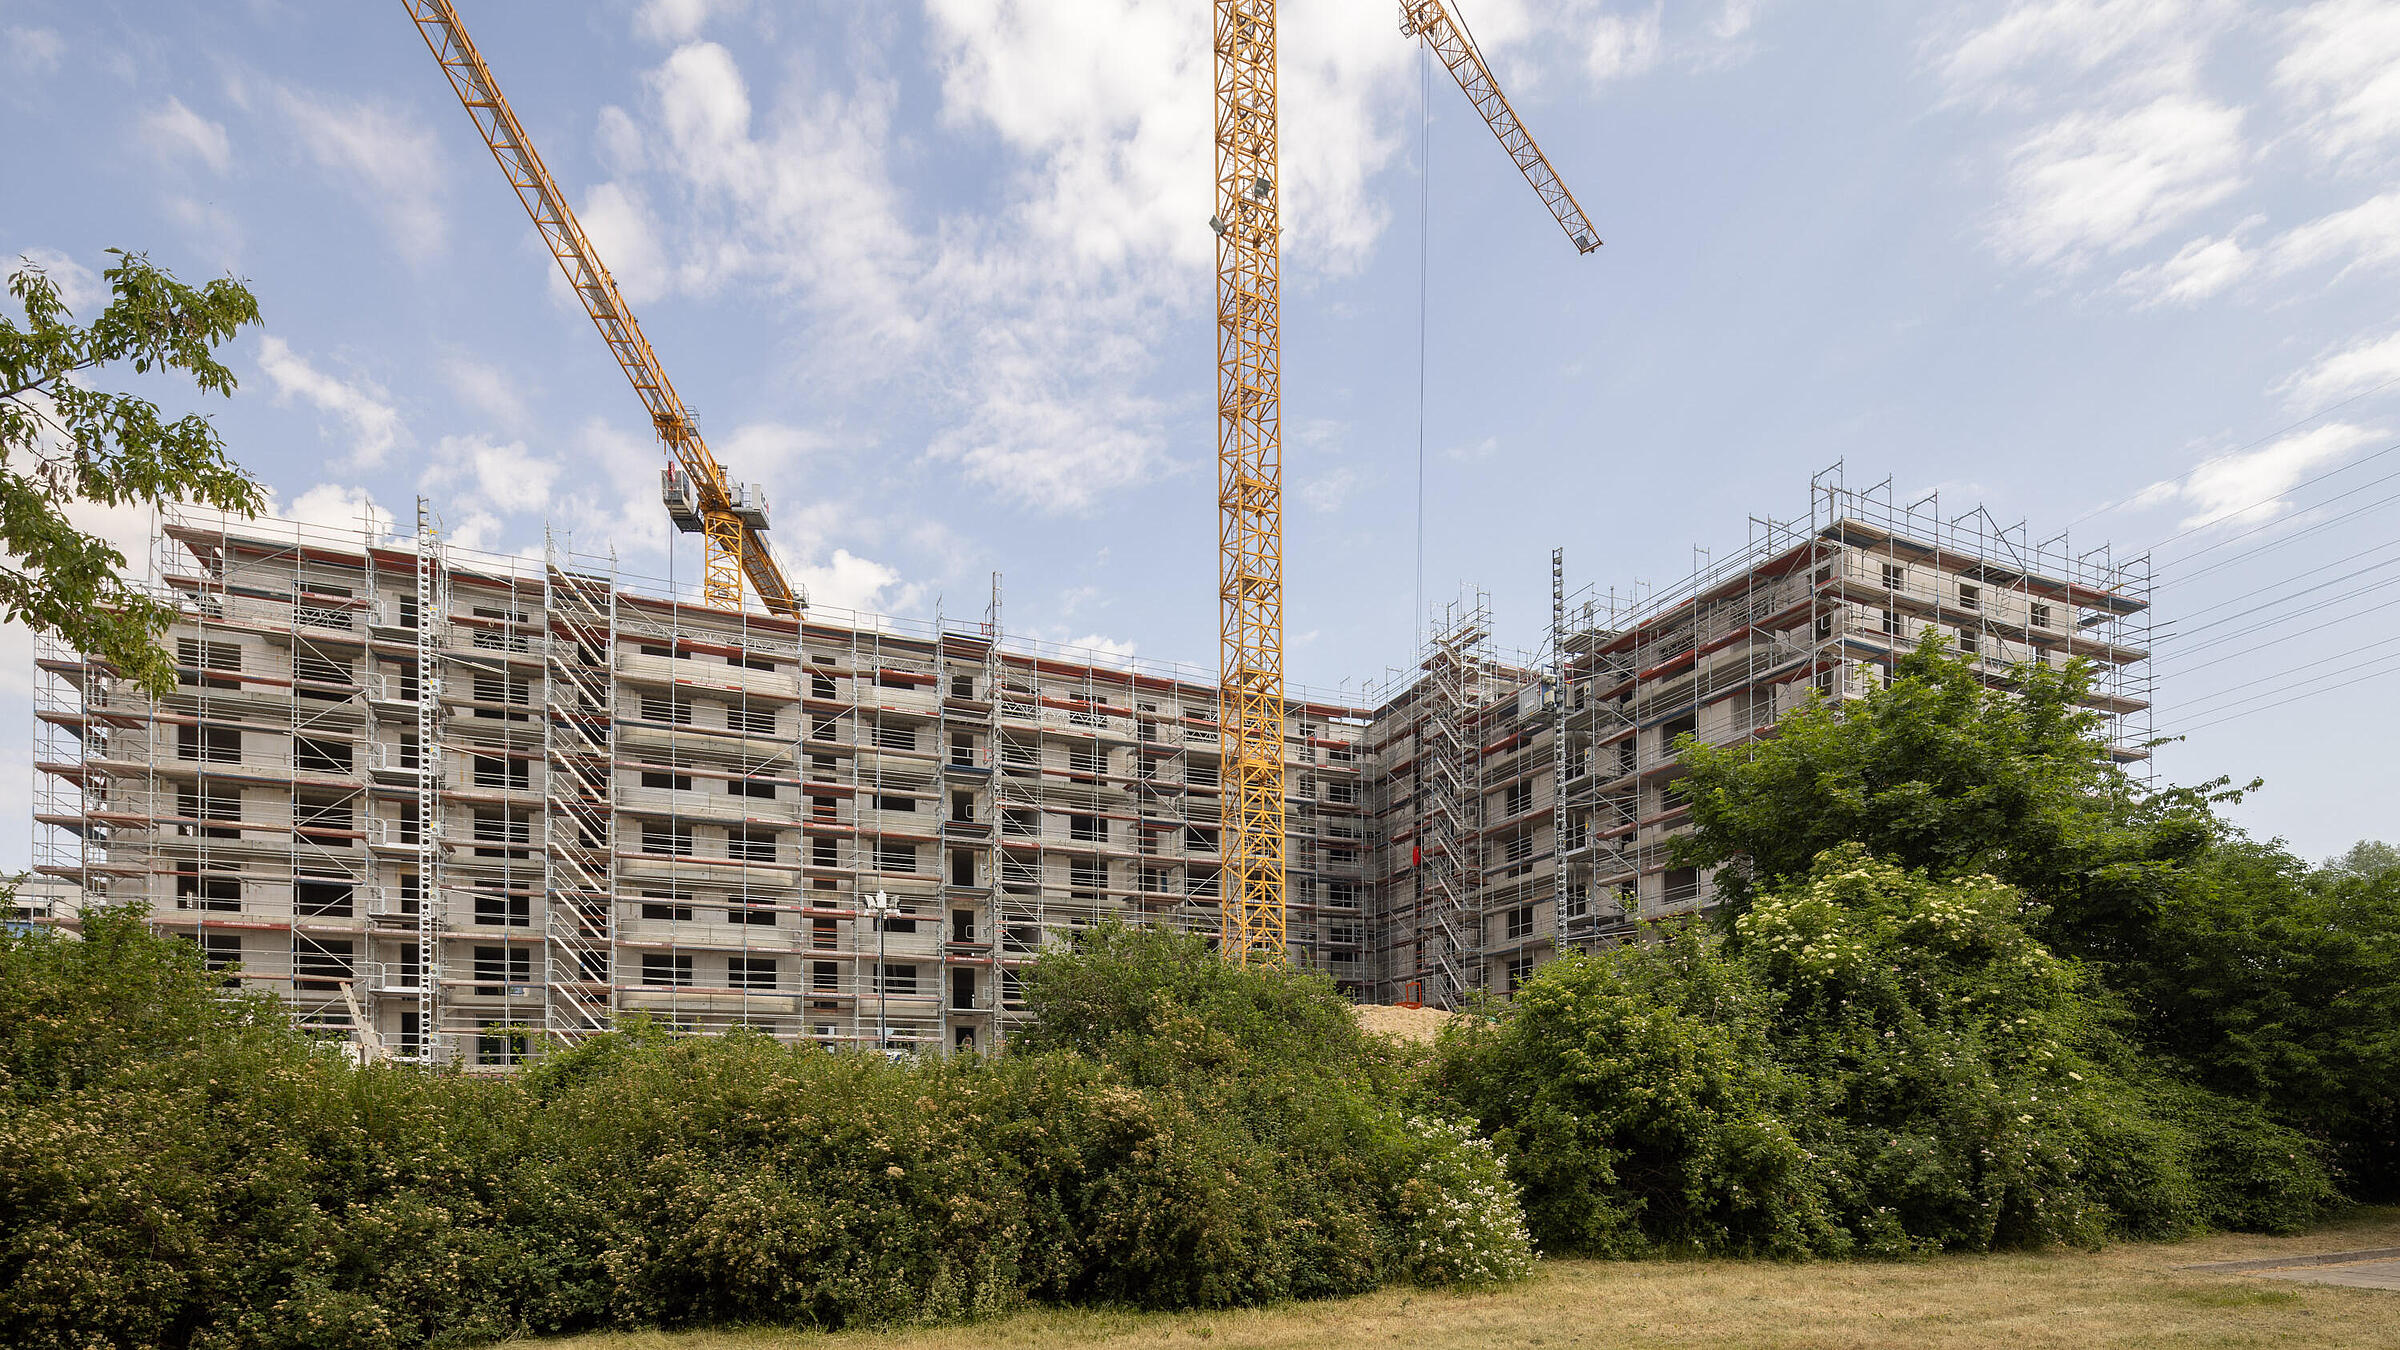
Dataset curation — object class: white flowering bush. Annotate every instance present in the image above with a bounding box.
[1392,1116,1534,1286]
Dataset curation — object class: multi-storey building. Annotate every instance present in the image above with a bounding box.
[28,477,2151,1048]
[30,507,1372,1063]
[1358,478,2153,1005]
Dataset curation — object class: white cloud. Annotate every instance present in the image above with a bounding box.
[1938,0,2224,107]
[924,378,1169,513]
[421,434,562,517]
[1297,467,1361,514]
[2275,0,2400,170]
[283,484,396,539]
[636,0,745,44]
[575,181,672,306]
[255,337,405,468]
[2113,228,2252,306]
[790,548,912,616]
[3,25,62,74]
[442,356,532,433]
[1444,435,1500,462]
[2135,422,2382,530]
[10,248,104,312]
[139,97,230,174]
[2267,189,2400,280]
[2280,331,2400,409]
[715,421,834,485]
[275,87,446,259]
[1063,633,1139,668]
[1585,4,1665,82]
[1992,94,2244,269]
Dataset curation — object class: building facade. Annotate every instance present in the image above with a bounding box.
[29,478,2151,1054]
[1358,480,2153,1005]
[32,508,1373,1064]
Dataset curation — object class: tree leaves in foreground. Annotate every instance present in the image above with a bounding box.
[1,250,264,695]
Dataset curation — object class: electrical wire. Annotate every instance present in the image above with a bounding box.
[1414,37,1427,653]
[2166,631,2400,719]
[2068,377,2400,533]
[2175,651,2400,735]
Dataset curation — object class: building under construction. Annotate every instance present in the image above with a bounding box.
[28,472,2151,1061]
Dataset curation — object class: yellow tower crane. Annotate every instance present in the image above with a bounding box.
[1211,0,1596,966]
[404,0,804,616]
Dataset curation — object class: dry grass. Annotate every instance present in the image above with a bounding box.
[528,1208,2400,1350]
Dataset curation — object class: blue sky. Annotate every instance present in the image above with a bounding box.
[5,0,2399,864]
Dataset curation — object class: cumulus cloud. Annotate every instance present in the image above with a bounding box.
[255,337,405,468]
[2275,0,2400,170]
[283,483,396,539]
[2113,228,2252,306]
[139,97,231,174]
[420,433,562,517]
[276,87,446,259]
[2134,422,2382,530]
[2280,331,2400,409]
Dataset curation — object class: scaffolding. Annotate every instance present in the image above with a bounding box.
[24,472,2149,1044]
[29,505,1371,1061]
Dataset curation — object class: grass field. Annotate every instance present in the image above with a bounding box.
[533,1207,2400,1350]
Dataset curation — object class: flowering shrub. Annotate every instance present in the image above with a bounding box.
[1390,1115,1534,1285]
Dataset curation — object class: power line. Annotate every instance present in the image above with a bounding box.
[2161,551,2400,644]
[2176,652,2400,735]
[2155,588,2400,673]
[2071,377,2400,533]
[2156,448,2400,574]
[2166,631,2400,719]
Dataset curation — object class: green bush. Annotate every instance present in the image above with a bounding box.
[0,914,1527,1349]
[1432,847,2339,1259]
[1674,633,2400,1196]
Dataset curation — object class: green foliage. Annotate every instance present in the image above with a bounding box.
[0,914,1526,1350]
[1671,633,2400,1197]
[2,250,265,695]
[1431,849,2339,1259]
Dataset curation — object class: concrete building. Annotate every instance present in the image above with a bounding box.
[1357,474,2153,1005]
[28,474,2150,1055]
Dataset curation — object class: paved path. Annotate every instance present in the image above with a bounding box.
[2184,1247,2400,1291]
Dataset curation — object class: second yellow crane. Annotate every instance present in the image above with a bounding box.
[1212,0,1598,966]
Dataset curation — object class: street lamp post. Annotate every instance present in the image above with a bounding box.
[864,889,891,1049]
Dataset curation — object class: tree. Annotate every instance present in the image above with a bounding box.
[1671,631,2225,971]
[1669,632,2399,1196]
[1,250,265,695]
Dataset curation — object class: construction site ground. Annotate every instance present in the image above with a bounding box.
[530,1207,2400,1350]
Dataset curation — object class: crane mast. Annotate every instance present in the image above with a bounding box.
[1208,1,1595,968]
[404,0,803,616]
[1213,0,1288,965]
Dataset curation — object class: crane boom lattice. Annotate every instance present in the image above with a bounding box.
[1401,0,1601,253]
[404,0,802,616]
